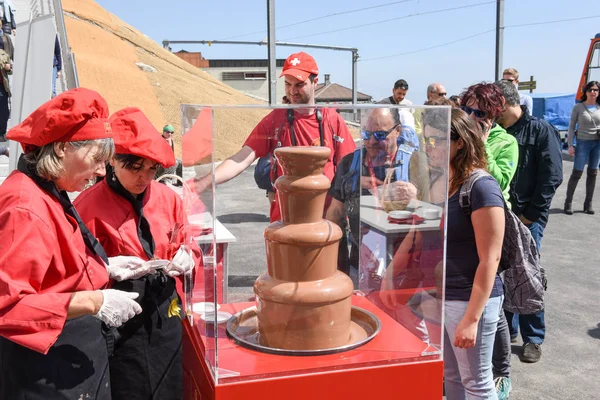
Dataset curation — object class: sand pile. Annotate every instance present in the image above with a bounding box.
[62,0,267,160]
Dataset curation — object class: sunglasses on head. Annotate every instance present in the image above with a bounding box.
[361,124,400,141]
[397,84,409,90]
[461,105,487,119]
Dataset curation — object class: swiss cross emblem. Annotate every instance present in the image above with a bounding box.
[290,58,301,66]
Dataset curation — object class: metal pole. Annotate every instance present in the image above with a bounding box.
[352,50,358,122]
[495,0,504,81]
[162,40,357,53]
[266,0,277,105]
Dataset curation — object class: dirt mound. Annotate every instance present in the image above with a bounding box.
[62,0,267,160]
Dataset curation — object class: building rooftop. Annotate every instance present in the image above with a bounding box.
[315,82,372,102]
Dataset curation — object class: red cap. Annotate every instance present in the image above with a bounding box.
[7,88,112,153]
[109,107,176,168]
[280,52,319,81]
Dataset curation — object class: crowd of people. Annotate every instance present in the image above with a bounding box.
[0,45,596,400]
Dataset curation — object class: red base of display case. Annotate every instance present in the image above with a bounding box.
[182,294,443,400]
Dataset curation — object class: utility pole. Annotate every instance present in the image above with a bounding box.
[495,0,504,81]
[267,0,277,105]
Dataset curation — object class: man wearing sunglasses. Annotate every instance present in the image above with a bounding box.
[414,83,447,137]
[378,79,415,128]
[503,68,533,116]
[327,108,419,282]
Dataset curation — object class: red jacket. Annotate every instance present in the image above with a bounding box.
[74,180,199,264]
[244,108,356,221]
[0,172,109,354]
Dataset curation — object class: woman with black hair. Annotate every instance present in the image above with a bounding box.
[565,80,600,214]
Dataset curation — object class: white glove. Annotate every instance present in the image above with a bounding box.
[94,289,142,327]
[106,255,151,281]
[165,246,194,277]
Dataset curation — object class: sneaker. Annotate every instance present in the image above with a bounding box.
[521,342,542,363]
[494,376,512,400]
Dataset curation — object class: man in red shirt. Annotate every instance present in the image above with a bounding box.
[202,52,356,222]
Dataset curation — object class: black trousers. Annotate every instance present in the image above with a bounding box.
[0,315,112,399]
[110,272,183,400]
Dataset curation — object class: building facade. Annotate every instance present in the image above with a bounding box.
[201,59,286,103]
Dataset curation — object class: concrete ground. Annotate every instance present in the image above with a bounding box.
[1,151,598,399]
[215,157,600,400]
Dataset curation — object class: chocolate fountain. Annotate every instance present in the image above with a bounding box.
[227,147,379,355]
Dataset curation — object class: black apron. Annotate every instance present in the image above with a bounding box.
[106,166,182,400]
[0,156,113,399]
[0,316,112,400]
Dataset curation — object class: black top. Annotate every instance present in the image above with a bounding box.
[446,175,504,301]
[504,106,564,227]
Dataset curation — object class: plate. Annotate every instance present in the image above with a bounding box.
[201,311,233,324]
[192,302,220,314]
[143,259,170,269]
[422,209,440,219]
[388,210,412,219]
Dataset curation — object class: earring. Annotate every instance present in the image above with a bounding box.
[111,174,116,182]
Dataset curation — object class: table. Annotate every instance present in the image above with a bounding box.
[359,196,443,292]
[360,195,443,234]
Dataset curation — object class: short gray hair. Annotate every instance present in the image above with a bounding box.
[427,83,438,94]
[23,138,114,181]
[494,80,520,107]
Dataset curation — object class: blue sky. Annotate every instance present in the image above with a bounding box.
[96,0,599,104]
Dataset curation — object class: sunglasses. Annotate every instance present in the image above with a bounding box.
[163,130,174,134]
[361,124,400,141]
[461,105,487,119]
[437,92,447,97]
[587,88,599,93]
[504,78,515,83]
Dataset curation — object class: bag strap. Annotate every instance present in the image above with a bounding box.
[458,169,490,216]
[287,108,324,147]
[582,103,600,131]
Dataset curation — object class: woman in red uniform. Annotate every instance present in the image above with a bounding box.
[0,88,142,399]
[75,107,197,400]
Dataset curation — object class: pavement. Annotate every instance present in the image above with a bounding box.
[1,152,598,398]
[214,157,600,400]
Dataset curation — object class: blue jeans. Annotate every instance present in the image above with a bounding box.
[52,66,58,98]
[444,296,503,400]
[505,221,545,344]
[574,139,600,171]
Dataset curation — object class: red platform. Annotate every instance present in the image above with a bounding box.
[183,294,444,399]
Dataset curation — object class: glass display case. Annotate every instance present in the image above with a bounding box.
[177,104,450,399]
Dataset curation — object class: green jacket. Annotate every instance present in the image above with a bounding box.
[485,124,518,205]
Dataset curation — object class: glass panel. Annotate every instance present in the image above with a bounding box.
[180,104,217,379]
[182,104,449,385]
[358,105,449,360]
